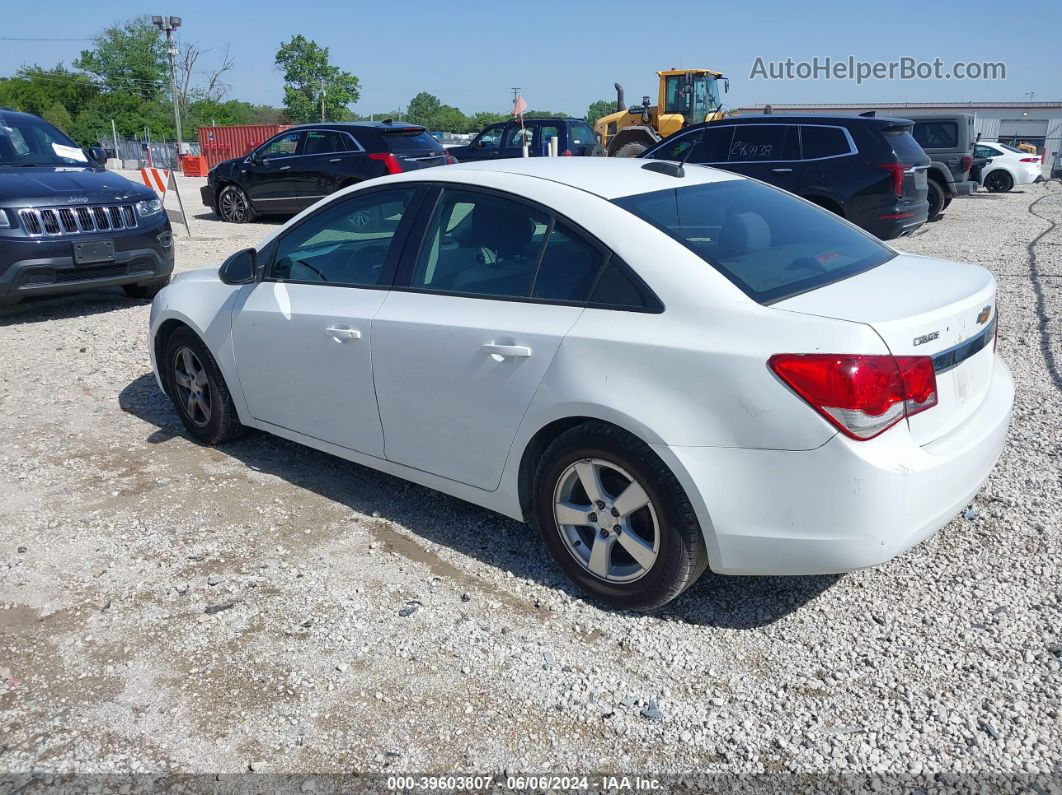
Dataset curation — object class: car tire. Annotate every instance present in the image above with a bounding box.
[942,194,953,210]
[985,170,1014,193]
[927,180,945,221]
[531,422,709,611]
[613,141,649,158]
[164,326,244,445]
[217,185,257,223]
[123,276,170,300]
[589,144,607,157]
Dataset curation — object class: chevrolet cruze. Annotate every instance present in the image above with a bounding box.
[149,158,1013,610]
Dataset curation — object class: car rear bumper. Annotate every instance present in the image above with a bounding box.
[952,180,977,196]
[858,199,929,240]
[0,216,174,301]
[658,354,1013,576]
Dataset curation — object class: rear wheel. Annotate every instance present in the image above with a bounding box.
[927,179,946,221]
[985,170,1014,193]
[217,185,257,223]
[164,327,244,445]
[613,141,649,158]
[589,144,607,157]
[942,194,953,210]
[532,422,708,611]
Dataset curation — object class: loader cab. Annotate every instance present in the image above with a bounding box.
[660,70,726,131]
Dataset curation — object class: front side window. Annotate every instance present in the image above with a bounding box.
[269,188,416,286]
[474,124,505,149]
[614,179,894,304]
[258,131,302,159]
[651,126,734,163]
[506,124,533,149]
[303,130,348,155]
[412,190,549,297]
[800,126,851,159]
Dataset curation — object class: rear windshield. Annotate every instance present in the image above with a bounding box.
[613,179,894,304]
[384,130,445,153]
[570,122,596,146]
[884,129,928,163]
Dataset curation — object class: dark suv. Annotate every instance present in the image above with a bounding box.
[202,122,454,223]
[642,114,931,240]
[0,109,174,304]
[447,117,604,161]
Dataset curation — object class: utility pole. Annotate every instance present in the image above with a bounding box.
[320,76,326,122]
[152,16,183,163]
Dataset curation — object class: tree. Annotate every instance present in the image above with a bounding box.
[42,102,73,133]
[406,92,442,127]
[274,35,359,123]
[0,65,98,118]
[74,16,167,101]
[586,99,615,127]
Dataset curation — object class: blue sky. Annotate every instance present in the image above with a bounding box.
[2,0,1059,116]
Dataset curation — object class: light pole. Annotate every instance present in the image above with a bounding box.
[152,15,183,162]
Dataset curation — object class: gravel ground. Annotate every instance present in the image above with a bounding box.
[1,175,1060,785]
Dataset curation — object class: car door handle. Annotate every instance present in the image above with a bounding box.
[279,165,291,171]
[325,325,362,342]
[770,167,793,173]
[482,343,531,359]
[329,158,342,162]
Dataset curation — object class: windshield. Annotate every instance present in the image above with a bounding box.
[664,75,721,123]
[0,114,89,167]
[613,179,895,304]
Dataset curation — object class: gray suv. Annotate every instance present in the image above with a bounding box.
[907,114,979,220]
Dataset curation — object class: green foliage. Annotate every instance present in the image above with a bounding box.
[0,66,99,118]
[275,35,360,123]
[586,99,615,127]
[41,102,73,133]
[74,16,167,102]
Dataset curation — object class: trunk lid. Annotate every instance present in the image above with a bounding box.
[382,128,449,171]
[777,253,997,444]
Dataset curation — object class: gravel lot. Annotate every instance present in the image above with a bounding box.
[1,174,1060,785]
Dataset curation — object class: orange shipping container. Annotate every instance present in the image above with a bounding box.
[197,124,290,170]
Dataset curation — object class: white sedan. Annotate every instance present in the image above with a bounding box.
[149,158,1013,610]
[974,142,1044,192]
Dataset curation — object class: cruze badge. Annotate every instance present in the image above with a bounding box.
[913,331,939,347]
[976,305,992,325]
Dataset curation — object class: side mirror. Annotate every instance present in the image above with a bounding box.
[246,150,258,164]
[472,139,484,149]
[87,146,108,165]
[219,248,257,285]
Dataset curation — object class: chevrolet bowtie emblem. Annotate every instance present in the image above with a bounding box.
[976,305,992,325]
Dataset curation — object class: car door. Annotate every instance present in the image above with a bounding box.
[456,123,505,162]
[371,187,602,490]
[230,186,424,456]
[723,124,801,192]
[291,129,361,209]
[534,122,562,157]
[501,121,536,158]
[242,130,304,213]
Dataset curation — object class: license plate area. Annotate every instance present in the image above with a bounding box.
[913,169,928,189]
[73,240,115,264]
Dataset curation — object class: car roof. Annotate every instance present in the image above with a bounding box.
[700,113,915,126]
[389,156,741,199]
[0,108,43,122]
[287,121,426,132]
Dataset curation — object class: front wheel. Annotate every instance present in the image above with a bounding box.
[532,423,708,611]
[985,170,1014,193]
[164,327,244,445]
[612,141,649,158]
[217,185,257,223]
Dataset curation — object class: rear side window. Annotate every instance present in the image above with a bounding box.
[303,130,349,155]
[589,259,655,310]
[913,121,958,149]
[800,126,851,159]
[569,122,596,146]
[727,125,787,162]
[531,224,602,301]
[613,179,894,304]
[384,130,444,153]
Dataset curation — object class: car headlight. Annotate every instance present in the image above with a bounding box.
[136,198,163,218]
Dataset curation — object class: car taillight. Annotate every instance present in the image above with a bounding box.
[1020,157,1040,163]
[768,353,938,441]
[961,154,973,172]
[876,162,906,198]
[445,152,458,165]
[368,152,403,174]
[562,149,572,156]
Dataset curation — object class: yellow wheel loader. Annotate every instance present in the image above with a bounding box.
[594,68,729,157]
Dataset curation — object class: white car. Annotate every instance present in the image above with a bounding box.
[149,158,1013,610]
[975,142,1043,192]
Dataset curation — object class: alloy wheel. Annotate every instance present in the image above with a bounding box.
[552,458,660,583]
[220,189,247,222]
[172,346,211,427]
